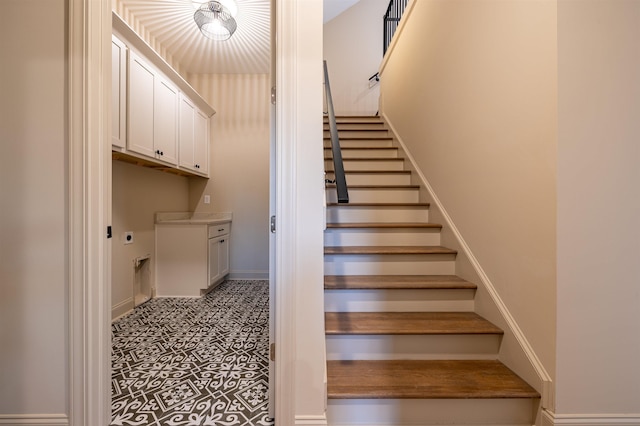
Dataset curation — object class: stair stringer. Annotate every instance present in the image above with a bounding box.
[380,112,553,418]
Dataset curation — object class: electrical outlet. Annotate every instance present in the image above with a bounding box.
[124,231,134,245]
[204,195,211,204]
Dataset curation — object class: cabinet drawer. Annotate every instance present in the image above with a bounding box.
[208,223,230,238]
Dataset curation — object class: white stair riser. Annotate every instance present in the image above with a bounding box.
[326,173,411,186]
[324,123,386,130]
[326,334,501,361]
[324,130,390,138]
[324,254,456,275]
[324,228,441,246]
[326,188,419,203]
[325,149,398,159]
[327,207,430,223]
[324,289,475,312]
[325,118,383,124]
[326,159,405,171]
[327,398,536,426]
[325,139,393,148]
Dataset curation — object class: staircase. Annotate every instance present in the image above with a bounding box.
[323,116,540,426]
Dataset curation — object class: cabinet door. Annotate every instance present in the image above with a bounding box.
[219,236,230,277]
[194,109,210,176]
[128,51,155,158]
[111,35,127,149]
[154,76,179,165]
[179,94,196,171]
[208,237,221,286]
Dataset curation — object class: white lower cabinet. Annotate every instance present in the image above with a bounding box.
[156,221,230,297]
[208,234,230,286]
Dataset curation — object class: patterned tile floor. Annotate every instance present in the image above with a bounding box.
[111,280,274,426]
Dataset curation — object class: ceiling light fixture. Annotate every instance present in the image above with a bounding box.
[194,1,238,41]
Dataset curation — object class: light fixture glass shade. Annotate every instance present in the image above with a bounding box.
[194,1,238,41]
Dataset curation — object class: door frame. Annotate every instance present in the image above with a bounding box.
[68,0,298,424]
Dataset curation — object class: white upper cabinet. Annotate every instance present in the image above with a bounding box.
[179,94,210,176]
[113,12,214,176]
[111,35,127,149]
[128,50,156,159]
[154,76,179,165]
[128,51,178,165]
[194,109,210,176]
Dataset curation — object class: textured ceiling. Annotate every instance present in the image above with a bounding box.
[116,0,361,75]
[117,0,271,74]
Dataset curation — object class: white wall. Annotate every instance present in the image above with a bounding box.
[556,0,640,417]
[323,0,389,115]
[293,0,326,418]
[0,0,68,418]
[188,73,271,280]
[379,0,557,386]
[111,161,190,318]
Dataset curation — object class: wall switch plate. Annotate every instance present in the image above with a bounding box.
[204,195,210,204]
[124,232,134,244]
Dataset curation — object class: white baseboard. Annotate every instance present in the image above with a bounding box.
[543,410,640,426]
[0,414,68,425]
[111,296,133,321]
[296,414,328,426]
[111,297,133,321]
[227,271,269,280]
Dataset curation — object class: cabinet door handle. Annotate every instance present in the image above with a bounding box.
[218,228,224,232]
[219,239,225,243]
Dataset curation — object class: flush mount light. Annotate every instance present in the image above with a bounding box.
[192,0,238,17]
[194,1,238,41]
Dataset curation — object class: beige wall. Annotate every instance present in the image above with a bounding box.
[556,0,640,416]
[323,0,388,115]
[380,0,557,383]
[187,73,270,279]
[0,0,67,416]
[111,161,190,318]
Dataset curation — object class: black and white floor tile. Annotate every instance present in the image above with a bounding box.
[111,280,274,426]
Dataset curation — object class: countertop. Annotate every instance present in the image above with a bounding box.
[155,212,232,225]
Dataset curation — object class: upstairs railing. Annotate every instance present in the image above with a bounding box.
[383,0,409,55]
[323,60,349,204]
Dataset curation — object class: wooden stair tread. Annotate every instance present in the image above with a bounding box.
[324,136,393,140]
[324,128,388,131]
[324,146,398,150]
[327,360,540,399]
[324,275,476,290]
[326,184,420,189]
[325,246,457,255]
[326,170,411,174]
[326,222,442,229]
[324,157,403,161]
[325,312,503,335]
[326,202,430,207]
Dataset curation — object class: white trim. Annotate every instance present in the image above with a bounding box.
[274,0,298,424]
[381,112,553,408]
[543,410,640,426]
[295,414,328,426]
[0,414,68,425]
[111,297,134,321]
[227,271,270,280]
[68,0,112,425]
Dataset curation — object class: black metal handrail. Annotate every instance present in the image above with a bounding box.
[323,60,349,204]
[383,0,408,55]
